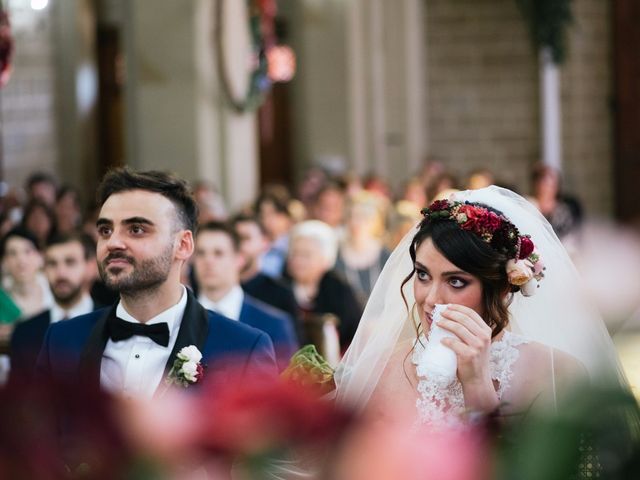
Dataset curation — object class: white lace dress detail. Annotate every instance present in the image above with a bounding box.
[412,330,529,426]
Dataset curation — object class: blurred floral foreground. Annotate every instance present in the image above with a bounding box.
[1,346,639,480]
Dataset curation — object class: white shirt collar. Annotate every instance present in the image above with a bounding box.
[198,285,244,321]
[116,285,187,338]
[50,293,94,323]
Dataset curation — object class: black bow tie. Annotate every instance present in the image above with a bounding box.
[107,316,170,347]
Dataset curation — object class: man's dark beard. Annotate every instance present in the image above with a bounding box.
[98,244,173,295]
[52,281,83,308]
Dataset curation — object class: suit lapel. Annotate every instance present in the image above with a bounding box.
[238,301,249,325]
[163,289,210,376]
[78,304,116,390]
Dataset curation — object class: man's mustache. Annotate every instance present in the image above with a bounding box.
[103,253,135,266]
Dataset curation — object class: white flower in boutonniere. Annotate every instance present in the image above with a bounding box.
[166,345,204,388]
[178,345,202,364]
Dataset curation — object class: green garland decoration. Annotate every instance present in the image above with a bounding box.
[214,0,273,113]
[515,0,573,64]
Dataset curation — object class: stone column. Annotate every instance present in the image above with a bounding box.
[122,0,258,210]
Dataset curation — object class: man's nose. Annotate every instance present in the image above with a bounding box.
[105,229,126,250]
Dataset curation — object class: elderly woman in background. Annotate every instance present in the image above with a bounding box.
[335,192,390,304]
[287,220,363,353]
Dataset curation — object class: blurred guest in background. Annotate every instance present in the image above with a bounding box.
[335,193,390,303]
[21,199,57,248]
[466,168,495,190]
[10,232,97,382]
[386,200,422,250]
[24,171,57,208]
[0,227,52,321]
[193,221,298,370]
[255,188,295,278]
[193,180,228,224]
[287,220,362,351]
[529,164,583,240]
[426,171,459,204]
[231,213,301,337]
[311,181,347,231]
[398,176,427,212]
[363,172,392,200]
[54,185,83,234]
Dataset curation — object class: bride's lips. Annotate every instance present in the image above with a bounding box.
[425,311,433,327]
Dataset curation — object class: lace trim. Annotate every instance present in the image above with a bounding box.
[412,330,529,426]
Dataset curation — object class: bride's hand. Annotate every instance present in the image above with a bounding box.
[438,304,499,412]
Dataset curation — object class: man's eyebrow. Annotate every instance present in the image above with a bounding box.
[96,218,112,227]
[96,217,155,227]
[122,217,155,226]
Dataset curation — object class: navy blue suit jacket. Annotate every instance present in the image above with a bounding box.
[11,310,52,380]
[11,302,99,384]
[238,295,299,371]
[36,289,278,392]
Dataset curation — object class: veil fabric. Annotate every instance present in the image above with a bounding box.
[334,186,626,411]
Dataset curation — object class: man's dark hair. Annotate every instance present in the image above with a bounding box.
[97,168,198,233]
[0,227,40,259]
[196,221,240,251]
[46,231,96,261]
[230,213,267,236]
[25,171,57,191]
[254,188,292,218]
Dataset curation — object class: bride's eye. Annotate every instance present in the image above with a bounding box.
[449,277,468,289]
[415,269,429,281]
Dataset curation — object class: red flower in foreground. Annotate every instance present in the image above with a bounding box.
[194,378,353,456]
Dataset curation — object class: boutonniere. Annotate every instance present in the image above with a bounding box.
[166,345,204,387]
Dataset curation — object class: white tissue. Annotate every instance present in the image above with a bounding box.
[416,303,458,386]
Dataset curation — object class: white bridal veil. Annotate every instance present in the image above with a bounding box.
[334,186,626,410]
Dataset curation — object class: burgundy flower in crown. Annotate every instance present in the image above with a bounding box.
[420,199,545,296]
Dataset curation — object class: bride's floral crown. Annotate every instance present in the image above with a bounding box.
[420,199,545,296]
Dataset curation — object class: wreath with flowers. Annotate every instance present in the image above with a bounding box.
[421,199,545,296]
[214,0,275,113]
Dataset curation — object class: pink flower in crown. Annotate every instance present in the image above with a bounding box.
[506,259,534,286]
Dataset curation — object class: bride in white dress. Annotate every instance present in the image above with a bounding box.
[334,187,625,426]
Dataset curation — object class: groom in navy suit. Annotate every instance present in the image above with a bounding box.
[36,168,277,397]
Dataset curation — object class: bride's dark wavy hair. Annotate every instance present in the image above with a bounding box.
[401,206,512,338]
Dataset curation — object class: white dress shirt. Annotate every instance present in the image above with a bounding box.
[198,285,244,321]
[50,293,94,324]
[100,286,187,399]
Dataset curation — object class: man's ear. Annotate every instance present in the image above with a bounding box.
[176,230,195,261]
[235,250,248,272]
